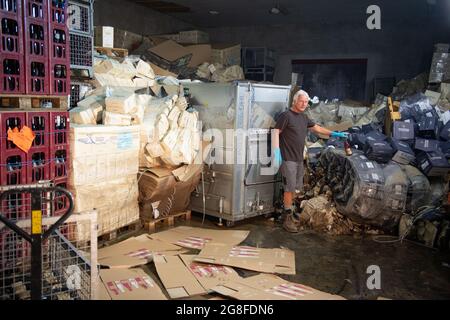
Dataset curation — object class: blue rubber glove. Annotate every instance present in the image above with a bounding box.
[274,148,283,167]
[330,131,349,139]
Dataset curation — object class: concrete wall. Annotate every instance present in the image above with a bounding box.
[93,0,194,35]
[205,3,450,101]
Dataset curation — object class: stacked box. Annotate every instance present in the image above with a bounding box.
[389,138,416,165]
[69,124,140,236]
[417,151,450,177]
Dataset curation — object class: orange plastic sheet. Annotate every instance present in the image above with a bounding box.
[7,126,36,153]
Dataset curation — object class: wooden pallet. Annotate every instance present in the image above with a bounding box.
[144,210,192,233]
[95,46,128,58]
[98,220,142,243]
[0,94,69,110]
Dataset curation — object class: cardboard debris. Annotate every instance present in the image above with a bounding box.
[146,40,192,74]
[195,243,296,275]
[149,226,250,250]
[212,274,345,300]
[153,255,207,298]
[211,44,241,66]
[98,234,183,268]
[180,255,242,292]
[99,268,167,300]
[185,44,212,68]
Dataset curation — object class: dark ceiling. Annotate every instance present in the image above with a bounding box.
[125,0,449,28]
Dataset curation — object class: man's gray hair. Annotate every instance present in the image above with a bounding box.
[292,90,310,104]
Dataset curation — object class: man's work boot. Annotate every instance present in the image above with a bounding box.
[283,213,300,233]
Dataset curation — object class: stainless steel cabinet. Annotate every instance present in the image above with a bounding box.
[186,82,291,224]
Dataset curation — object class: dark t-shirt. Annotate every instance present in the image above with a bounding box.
[275,110,316,162]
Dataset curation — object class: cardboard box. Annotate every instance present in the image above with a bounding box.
[98,234,183,268]
[417,151,450,176]
[149,226,250,250]
[414,138,440,152]
[212,274,345,300]
[113,28,145,51]
[211,44,241,66]
[153,255,207,298]
[393,121,415,141]
[105,94,137,114]
[364,140,394,163]
[425,90,441,105]
[389,138,416,165]
[70,107,97,125]
[70,125,140,186]
[146,40,192,74]
[95,26,114,48]
[194,243,296,275]
[99,268,167,300]
[178,30,209,44]
[417,116,439,139]
[71,175,139,237]
[157,33,181,42]
[185,44,212,68]
[179,255,242,292]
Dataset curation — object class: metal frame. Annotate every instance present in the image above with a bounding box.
[0,183,98,300]
[68,0,94,78]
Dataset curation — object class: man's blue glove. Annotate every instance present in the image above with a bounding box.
[330,131,349,139]
[274,148,283,168]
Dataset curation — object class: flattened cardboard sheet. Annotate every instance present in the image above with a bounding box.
[149,226,250,250]
[194,243,295,275]
[153,255,207,299]
[180,255,242,291]
[212,274,346,300]
[99,268,167,300]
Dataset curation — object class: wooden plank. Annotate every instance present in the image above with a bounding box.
[0,95,69,110]
[144,210,192,233]
[95,46,129,57]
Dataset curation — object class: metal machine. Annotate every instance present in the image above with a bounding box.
[187,82,291,226]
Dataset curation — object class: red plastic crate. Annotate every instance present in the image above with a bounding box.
[25,57,49,94]
[49,110,69,149]
[49,60,69,95]
[0,52,25,94]
[0,151,29,220]
[50,144,68,180]
[49,25,68,61]
[48,0,67,27]
[0,10,23,54]
[27,146,50,184]
[23,5,48,57]
[0,150,27,186]
[26,110,50,150]
[0,111,26,155]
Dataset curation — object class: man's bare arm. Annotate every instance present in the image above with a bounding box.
[309,124,332,137]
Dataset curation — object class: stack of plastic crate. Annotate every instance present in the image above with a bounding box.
[0,0,25,94]
[23,0,50,95]
[48,0,70,95]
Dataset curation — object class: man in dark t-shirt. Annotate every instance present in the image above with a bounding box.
[273,90,348,233]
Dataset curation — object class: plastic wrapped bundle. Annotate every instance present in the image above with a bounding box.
[399,165,431,214]
[364,140,394,163]
[319,149,407,230]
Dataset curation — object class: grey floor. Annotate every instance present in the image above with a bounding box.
[130,212,450,300]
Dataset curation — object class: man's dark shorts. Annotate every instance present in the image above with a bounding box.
[280,161,305,193]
